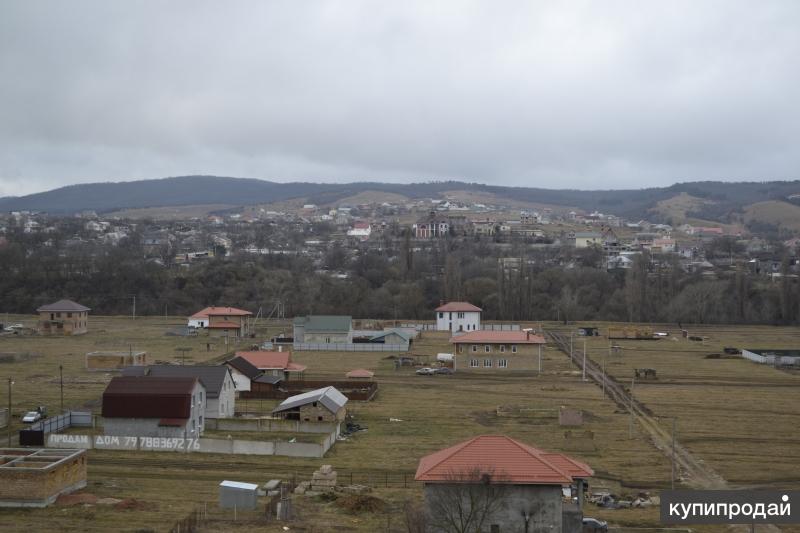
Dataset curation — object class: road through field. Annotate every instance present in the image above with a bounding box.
[547,331,782,533]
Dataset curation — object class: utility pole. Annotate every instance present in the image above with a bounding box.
[582,338,587,381]
[131,295,136,321]
[570,332,574,362]
[59,365,64,413]
[538,344,542,374]
[7,378,13,447]
[629,377,635,439]
[601,356,606,397]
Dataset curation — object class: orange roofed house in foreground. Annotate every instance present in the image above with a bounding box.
[416,435,593,533]
[187,306,252,337]
[450,330,546,371]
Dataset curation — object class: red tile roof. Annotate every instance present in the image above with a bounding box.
[415,435,592,484]
[190,306,252,319]
[346,368,374,378]
[449,330,546,344]
[235,351,306,372]
[436,301,482,312]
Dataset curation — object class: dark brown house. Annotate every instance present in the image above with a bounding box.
[101,376,205,438]
[36,299,90,336]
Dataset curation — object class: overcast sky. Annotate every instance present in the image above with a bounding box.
[1,1,799,197]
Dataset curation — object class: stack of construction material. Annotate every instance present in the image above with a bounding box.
[309,464,337,493]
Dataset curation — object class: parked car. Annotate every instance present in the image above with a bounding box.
[22,405,47,423]
[3,324,24,332]
[22,411,42,423]
[582,517,608,532]
[415,367,436,375]
[434,367,454,375]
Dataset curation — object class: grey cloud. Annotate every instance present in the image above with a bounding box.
[1,1,799,197]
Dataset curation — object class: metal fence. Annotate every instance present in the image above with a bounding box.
[293,342,409,352]
[481,324,520,331]
[19,411,93,446]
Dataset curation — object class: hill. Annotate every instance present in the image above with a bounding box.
[744,200,800,233]
[3,175,800,222]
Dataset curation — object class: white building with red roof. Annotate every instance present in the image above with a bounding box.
[346,221,372,239]
[188,306,253,337]
[435,301,482,333]
[416,435,593,532]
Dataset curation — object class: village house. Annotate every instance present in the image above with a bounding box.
[233,351,307,380]
[293,315,353,344]
[346,221,371,239]
[101,376,206,438]
[436,301,482,333]
[271,386,348,423]
[450,330,546,371]
[121,365,235,419]
[223,356,274,392]
[187,306,252,337]
[413,210,451,238]
[573,232,603,248]
[415,435,593,533]
[36,299,90,336]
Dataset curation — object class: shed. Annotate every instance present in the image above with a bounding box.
[272,386,348,422]
[219,480,258,510]
[346,368,374,380]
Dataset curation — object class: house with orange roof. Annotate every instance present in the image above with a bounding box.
[416,434,593,533]
[187,306,252,337]
[234,350,307,380]
[435,301,482,333]
[450,330,546,371]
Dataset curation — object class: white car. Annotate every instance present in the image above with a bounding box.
[415,367,436,375]
[22,411,42,423]
[4,324,24,332]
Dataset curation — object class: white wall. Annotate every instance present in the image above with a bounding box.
[436,311,481,333]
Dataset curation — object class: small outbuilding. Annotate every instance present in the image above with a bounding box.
[36,299,90,336]
[219,480,258,510]
[346,368,374,380]
[272,386,348,423]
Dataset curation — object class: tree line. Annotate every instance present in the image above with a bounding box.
[1,228,798,325]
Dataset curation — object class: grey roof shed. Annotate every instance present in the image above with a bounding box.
[272,386,348,415]
[219,480,258,510]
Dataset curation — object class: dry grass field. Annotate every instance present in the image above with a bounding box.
[0,315,798,532]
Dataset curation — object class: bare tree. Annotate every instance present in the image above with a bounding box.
[425,467,509,533]
[403,499,428,533]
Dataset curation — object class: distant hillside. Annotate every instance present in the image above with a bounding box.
[2,175,800,222]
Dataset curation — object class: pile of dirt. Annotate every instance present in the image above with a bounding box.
[114,498,156,511]
[56,492,98,506]
[334,494,387,514]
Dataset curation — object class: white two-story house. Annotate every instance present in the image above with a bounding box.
[436,301,482,334]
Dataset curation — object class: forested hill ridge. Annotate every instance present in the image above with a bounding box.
[3,175,800,222]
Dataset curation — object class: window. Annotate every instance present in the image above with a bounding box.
[485,345,491,353]
[471,345,477,352]
[470,359,479,368]
[318,416,323,421]
[484,359,492,367]
[500,345,505,353]
[457,312,464,318]
[498,359,508,368]
[312,401,318,407]
[511,345,517,353]
[199,415,203,426]
[67,312,72,318]
[438,312,443,319]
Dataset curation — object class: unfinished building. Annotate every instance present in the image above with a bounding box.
[0,448,87,507]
